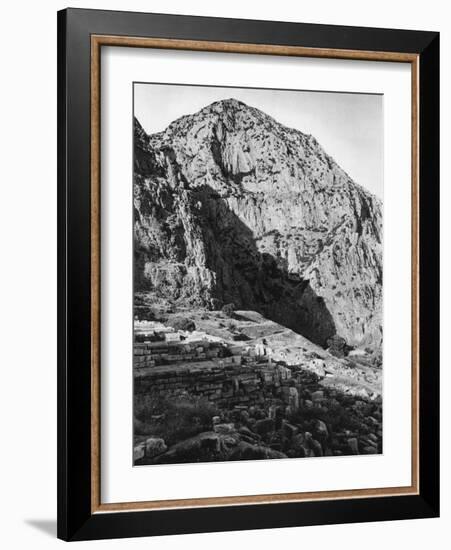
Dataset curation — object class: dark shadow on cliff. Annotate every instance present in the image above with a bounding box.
[192,184,336,347]
[133,131,336,348]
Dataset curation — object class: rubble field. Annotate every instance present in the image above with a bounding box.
[133,309,382,465]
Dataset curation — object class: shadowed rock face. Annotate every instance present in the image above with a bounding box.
[134,98,382,349]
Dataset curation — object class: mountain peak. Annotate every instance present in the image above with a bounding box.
[208,97,249,111]
[134,99,382,349]
[196,97,263,125]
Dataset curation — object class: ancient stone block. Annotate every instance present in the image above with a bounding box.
[133,443,145,461]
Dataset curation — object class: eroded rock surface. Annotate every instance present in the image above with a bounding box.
[134,98,382,349]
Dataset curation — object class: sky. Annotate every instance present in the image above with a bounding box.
[134,82,383,199]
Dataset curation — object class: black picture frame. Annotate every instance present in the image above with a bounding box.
[57,7,439,541]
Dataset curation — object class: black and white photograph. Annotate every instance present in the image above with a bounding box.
[132,83,383,466]
[0,0,444,545]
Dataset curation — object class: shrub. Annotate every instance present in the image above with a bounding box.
[167,316,196,332]
[134,395,219,446]
[326,334,353,357]
[209,298,222,311]
[221,303,235,317]
[232,332,250,341]
[288,402,361,434]
[226,321,236,331]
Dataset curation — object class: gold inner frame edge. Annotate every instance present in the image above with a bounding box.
[90,35,420,514]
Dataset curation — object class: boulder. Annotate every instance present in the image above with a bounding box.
[346,437,359,455]
[253,407,266,420]
[229,441,287,461]
[153,432,222,463]
[366,416,379,427]
[254,418,276,436]
[282,421,299,439]
[290,434,307,457]
[362,445,378,455]
[326,335,350,358]
[309,359,326,377]
[133,442,145,461]
[288,386,300,412]
[313,419,329,440]
[311,390,324,402]
[238,426,261,442]
[145,437,167,458]
[213,423,235,434]
[309,437,324,457]
[302,431,322,457]
[239,410,251,424]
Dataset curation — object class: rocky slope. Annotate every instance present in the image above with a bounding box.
[134,98,382,349]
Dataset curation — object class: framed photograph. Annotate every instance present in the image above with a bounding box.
[57,8,439,541]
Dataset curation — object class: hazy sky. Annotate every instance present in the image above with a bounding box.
[134,83,383,199]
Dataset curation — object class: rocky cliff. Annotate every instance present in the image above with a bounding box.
[134,98,382,349]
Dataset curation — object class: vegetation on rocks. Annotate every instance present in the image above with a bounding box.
[134,356,382,465]
[167,316,196,332]
[135,395,218,447]
[221,303,236,317]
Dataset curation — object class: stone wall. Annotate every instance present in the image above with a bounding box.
[134,359,297,411]
[133,339,223,369]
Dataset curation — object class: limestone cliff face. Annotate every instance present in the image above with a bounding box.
[134,98,382,348]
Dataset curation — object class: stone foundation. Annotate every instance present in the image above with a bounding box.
[134,359,297,410]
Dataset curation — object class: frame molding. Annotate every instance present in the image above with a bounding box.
[58,8,439,541]
[90,34,420,514]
